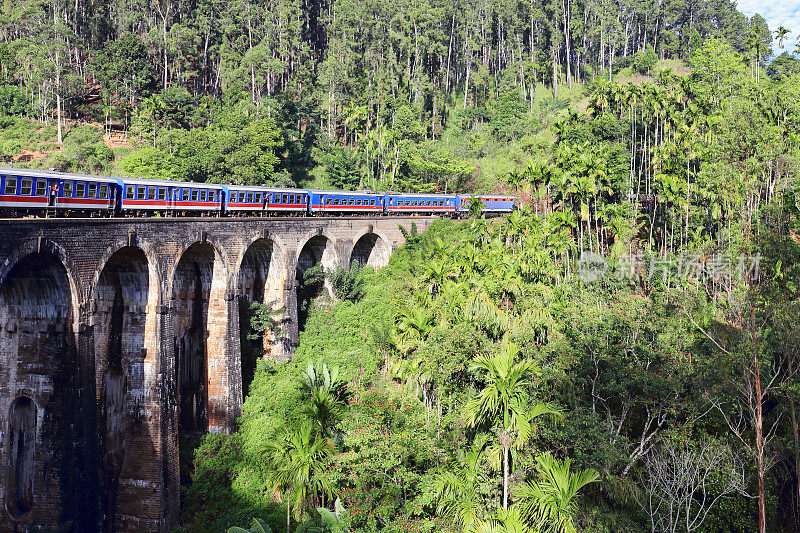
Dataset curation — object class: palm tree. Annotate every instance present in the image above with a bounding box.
[505,209,528,249]
[775,26,791,49]
[464,343,559,510]
[265,422,335,533]
[467,506,528,533]
[516,453,599,533]
[394,305,435,352]
[302,387,344,441]
[424,259,458,295]
[424,433,491,531]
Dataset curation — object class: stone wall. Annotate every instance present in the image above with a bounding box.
[0,216,434,531]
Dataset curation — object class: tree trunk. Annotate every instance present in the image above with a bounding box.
[55,52,62,144]
[754,351,766,533]
[503,441,509,510]
[463,52,472,110]
[790,399,800,526]
[445,8,456,98]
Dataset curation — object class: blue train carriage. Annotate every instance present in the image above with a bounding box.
[386,193,457,216]
[456,194,517,217]
[481,195,516,215]
[223,184,271,215]
[0,167,116,215]
[308,190,385,215]
[117,177,225,215]
[266,188,310,215]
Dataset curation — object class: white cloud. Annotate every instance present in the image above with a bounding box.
[736,0,800,54]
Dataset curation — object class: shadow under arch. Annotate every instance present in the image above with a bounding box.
[295,233,339,332]
[349,231,391,269]
[169,240,229,487]
[90,245,161,532]
[235,236,288,394]
[0,250,96,530]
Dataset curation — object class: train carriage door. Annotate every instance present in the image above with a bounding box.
[168,187,176,214]
[48,178,58,207]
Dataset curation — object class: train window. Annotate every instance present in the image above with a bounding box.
[88,183,97,198]
[371,200,376,205]
[63,181,73,197]
[412,201,418,206]
[76,182,86,197]
[157,188,166,200]
[326,198,332,205]
[126,185,134,199]
[137,186,145,200]
[20,178,32,195]
[147,187,155,200]
[35,179,47,196]
[334,198,340,205]
[247,192,253,203]
[255,193,262,203]
[355,199,362,206]
[288,194,294,204]
[425,200,431,206]
[280,193,286,204]
[99,185,108,198]
[191,189,198,201]
[200,190,207,202]
[230,191,237,203]
[4,177,16,195]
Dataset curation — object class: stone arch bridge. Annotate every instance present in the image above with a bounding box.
[0,216,434,532]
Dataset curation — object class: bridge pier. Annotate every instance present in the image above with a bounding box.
[0,216,433,531]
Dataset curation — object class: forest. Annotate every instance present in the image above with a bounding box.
[3,0,800,531]
[0,0,785,191]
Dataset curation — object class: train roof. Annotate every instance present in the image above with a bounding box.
[308,189,385,196]
[388,192,457,198]
[0,167,117,183]
[118,176,225,188]
[225,185,308,193]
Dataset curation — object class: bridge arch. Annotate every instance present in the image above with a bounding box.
[168,239,230,451]
[349,228,392,269]
[89,243,160,531]
[0,247,90,527]
[294,231,339,332]
[235,235,289,392]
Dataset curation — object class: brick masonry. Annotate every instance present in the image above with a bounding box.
[0,216,434,532]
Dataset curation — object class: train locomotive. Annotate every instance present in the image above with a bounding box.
[0,167,515,218]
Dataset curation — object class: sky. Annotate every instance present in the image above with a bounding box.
[737,0,800,54]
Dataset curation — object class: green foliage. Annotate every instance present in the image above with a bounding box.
[0,85,30,116]
[227,517,273,533]
[516,454,599,533]
[632,46,658,75]
[326,263,366,303]
[248,300,285,340]
[119,145,177,180]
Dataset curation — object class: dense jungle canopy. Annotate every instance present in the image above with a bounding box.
[4,0,800,532]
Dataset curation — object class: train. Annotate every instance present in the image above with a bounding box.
[0,168,516,218]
